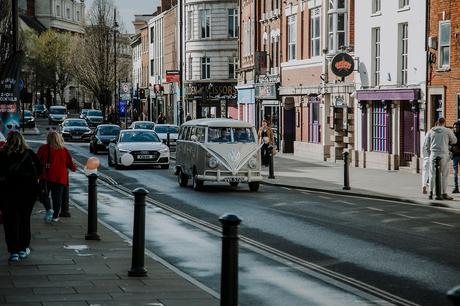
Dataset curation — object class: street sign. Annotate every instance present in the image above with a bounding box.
[166,70,180,83]
[118,100,126,117]
[121,82,130,94]
[120,94,130,100]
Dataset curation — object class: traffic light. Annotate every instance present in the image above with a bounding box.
[139,88,145,99]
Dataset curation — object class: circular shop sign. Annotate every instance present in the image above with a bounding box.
[331,53,355,78]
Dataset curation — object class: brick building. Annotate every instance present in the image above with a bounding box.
[427,0,460,128]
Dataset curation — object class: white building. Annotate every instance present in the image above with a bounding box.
[131,33,142,96]
[354,0,426,171]
[183,0,239,119]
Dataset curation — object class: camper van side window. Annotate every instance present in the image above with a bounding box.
[196,127,206,142]
[190,127,197,139]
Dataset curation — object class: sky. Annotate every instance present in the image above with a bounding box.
[85,0,159,34]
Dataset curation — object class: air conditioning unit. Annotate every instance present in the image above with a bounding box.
[428,36,438,50]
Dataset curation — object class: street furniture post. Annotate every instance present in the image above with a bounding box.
[128,188,149,277]
[85,173,100,240]
[343,151,351,190]
[435,157,443,200]
[268,146,275,179]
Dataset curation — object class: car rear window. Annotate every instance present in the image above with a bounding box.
[155,126,179,134]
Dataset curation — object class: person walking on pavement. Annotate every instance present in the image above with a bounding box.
[451,121,460,193]
[37,132,76,222]
[423,118,457,200]
[258,119,275,167]
[0,132,42,262]
[157,112,166,124]
[422,120,437,194]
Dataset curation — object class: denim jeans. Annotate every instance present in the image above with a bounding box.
[453,156,460,189]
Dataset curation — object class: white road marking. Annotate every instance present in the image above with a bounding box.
[395,213,416,219]
[335,200,357,206]
[431,221,455,228]
[366,207,384,212]
[281,187,291,191]
[302,192,312,196]
[319,195,332,200]
[272,203,288,207]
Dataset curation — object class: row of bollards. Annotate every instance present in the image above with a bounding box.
[84,171,460,306]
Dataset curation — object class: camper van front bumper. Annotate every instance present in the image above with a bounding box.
[198,170,263,183]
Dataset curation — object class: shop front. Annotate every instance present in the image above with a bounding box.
[236,85,255,125]
[185,82,237,119]
[255,83,281,151]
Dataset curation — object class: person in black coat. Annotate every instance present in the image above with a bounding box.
[0,132,42,263]
[452,121,460,193]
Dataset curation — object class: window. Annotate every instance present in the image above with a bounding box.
[308,97,321,144]
[188,58,192,80]
[228,9,238,38]
[187,11,193,40]
[66,7,70,19]
[328,0,347,52]
[439,21,451,69]
[200,9,210,38]
[150,59,154,76]
[310,8,321,57]
[56,5,60,16]
[372,101,388,152]
[76,11,80,21]
[288,15,296,61]
[372,0,381,13]
[373,27,381,86]
[150,26,154,43]
[228,57,237,79]
[201,57,211,79]
[400,23,408,85]
[399,0,409,8]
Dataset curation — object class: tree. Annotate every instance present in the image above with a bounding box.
[25,30,75,105]
[0,0,13,71]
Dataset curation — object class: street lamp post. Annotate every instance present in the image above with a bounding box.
[113,9,119,121]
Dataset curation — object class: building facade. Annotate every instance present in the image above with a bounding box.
[279,0,355,157]
[354,0,426,170]
[427,0,460,129]
[183,0,239,119]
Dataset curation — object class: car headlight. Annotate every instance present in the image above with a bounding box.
[119,149,130,154]
[208,157,218,168]
[97,139,103,144]
[62,130,70,134]
[248,158,258,169]
[159,147,169,153]
[84,130,92,134]
[30,117,35,121]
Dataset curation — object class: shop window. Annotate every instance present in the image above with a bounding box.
[372,101,388,152]
[308,97,321,144]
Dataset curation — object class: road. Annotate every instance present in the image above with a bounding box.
[25,119,460,306]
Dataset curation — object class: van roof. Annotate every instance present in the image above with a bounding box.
[50,105,66,109]
[182,118,254,128]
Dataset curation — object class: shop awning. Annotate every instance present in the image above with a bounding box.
[356,88,421,101]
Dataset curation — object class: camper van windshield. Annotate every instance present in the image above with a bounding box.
[207,127,255,143]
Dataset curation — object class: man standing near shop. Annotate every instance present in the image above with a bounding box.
[424,118,457,200]
[451,121,460,193]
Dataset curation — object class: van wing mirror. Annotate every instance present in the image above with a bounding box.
[191,135,198,142]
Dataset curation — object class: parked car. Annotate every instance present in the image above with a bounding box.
[175,118,262,192]
[154,124,179,149]
[33,104,47,118]
[89,124,121,154]
[108,129,169,169]
[20,110,35,128]
[85,109,104,127]
[128,121,155,130]
[48,106,67,125]
[60,118,92,142]
[80,108,90,119]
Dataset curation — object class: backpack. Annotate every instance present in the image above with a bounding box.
[8,150,38,179]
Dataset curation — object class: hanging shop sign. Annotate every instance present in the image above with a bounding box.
[255,83,278,100]
[166,70,180,83]
[331,53,354,78]
[186,83,237,99]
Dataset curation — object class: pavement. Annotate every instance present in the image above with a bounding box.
[262,153,460,211]
[0,204,219,306]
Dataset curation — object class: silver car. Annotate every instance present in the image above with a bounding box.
[154,124,179,149]
[108,129,170,169]
[175,118,262,192]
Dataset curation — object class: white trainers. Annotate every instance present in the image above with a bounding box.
[52,218,59,223]
[44,209,54,222]
[19,248,31,259]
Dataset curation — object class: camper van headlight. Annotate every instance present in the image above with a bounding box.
[248,158,257,169]
[208,157,218,168]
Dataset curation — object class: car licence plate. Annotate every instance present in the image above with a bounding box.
[137,155,153,160]
[223,177,244,183]
[72,136,81,140]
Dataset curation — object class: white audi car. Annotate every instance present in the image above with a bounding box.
[108,129,170,169]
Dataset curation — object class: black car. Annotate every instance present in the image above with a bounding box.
[60,119,93,142]
[20,110,36,128]
[89,124,121,154]
[33,104,47,118]
[85,109,104,127]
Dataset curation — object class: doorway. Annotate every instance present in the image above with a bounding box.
[283,98,296,153]
[401,102,415,166]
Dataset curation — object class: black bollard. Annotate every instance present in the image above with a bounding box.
[85,173,100,240]
[343,151,351,190]
[167,132,170,147]
[219,214,242,306]
[435,156,443,200]
[447,285,460,306]
[59,185,71,218]
[129,188,149,277]
[268,146,275,179]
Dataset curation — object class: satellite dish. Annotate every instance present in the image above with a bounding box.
[121,153,134,167]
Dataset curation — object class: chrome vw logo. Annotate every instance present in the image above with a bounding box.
[227,149,241,163]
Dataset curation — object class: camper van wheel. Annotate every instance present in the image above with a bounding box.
[248,182,260,192]
[193,174,204,191]
[178,170,188,187]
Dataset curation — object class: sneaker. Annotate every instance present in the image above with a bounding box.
[59,211,71,218]
[453,188,459,194]
[442,194,454,200]
[52,218,59,223]
[19,248,30,259]
[8,253,19,263]
[44,209,54,222]
[429,192,433,200]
